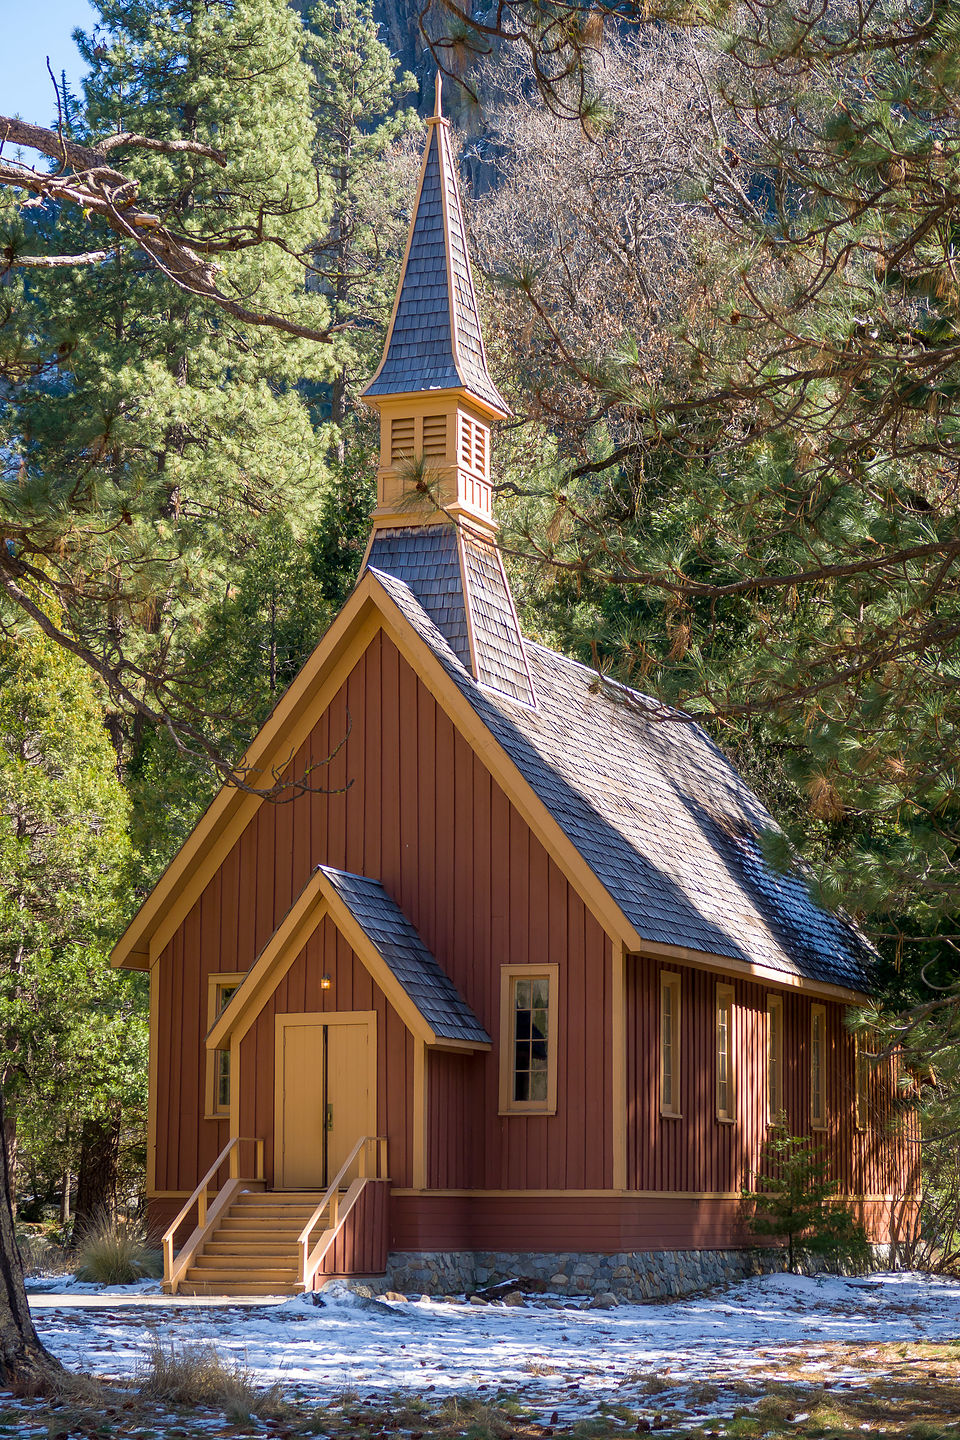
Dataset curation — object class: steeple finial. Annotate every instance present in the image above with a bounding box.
[434,70,443,120]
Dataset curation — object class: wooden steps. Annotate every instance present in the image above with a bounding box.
[175,1190,335,1296]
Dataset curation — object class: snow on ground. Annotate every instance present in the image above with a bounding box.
[26,1271,960,1420]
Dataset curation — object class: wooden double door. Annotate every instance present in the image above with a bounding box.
[275,1012,375,1190]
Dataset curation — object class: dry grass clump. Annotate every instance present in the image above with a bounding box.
[137,1338,283,1421]
[16,1227,71,1276]
[73,1213,161,1285]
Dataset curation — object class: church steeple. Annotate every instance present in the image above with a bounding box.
[361,76,510,535]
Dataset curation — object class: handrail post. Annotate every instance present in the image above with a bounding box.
[379,1137,387,1177]
[256,1139,264,1180]
[229,1139,239,1180]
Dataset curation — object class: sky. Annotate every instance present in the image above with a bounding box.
[4,0,97,125]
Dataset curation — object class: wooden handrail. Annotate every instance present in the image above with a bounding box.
[162,1135,264,1292]
[298,1136,387,1289]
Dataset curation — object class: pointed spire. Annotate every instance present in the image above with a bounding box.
[360,94,510,418]
[434,69,443,120]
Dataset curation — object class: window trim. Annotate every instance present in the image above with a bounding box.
[205,973,245,1119]
[810,1003,827,1130]
[660,971,682,1118]
[855,1030,870,1133]
[716,983,736,1123]
[498,964,559,1115]
[767,993,784,1126]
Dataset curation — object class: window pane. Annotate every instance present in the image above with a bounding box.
[515,979,531,1010]
[510,973,551,1107]
[532,979,549,1009]
[530,1071,548,1101]
[514,1070,530,1102]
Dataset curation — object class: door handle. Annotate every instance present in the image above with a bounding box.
[325,1103,334,1132]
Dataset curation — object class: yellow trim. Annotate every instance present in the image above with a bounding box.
[274,1010,377,1189]
[611,944,627,1189]
[716,983,735,1123]
[117,568,872,1022]
[389,1187,901,1201]
[206,863,490,1055]
[767,993,784,1123]
[811,1002,827,1130]
[498,964,559,1115]
[112,606,381,972]
[147,965,159,1195]
[634,939,868,1004]
[413,1039,427,1189]
[855,1029,870,1133]
[659,971,682,1118]
[205,973,246,1118]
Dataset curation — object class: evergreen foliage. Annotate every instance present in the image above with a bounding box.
[744,1131,873,1275]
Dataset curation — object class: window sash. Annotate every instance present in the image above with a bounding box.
[660,974,681,1116]
[498,965,559,1114]
[811,1005,827,1128]
[767,995,784,1124]
[716,985,735,1121]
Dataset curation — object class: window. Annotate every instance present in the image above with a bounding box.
[498,965,558,1114]
[716,984,735,1122]
[811,1004,827,1129]
[660,972,682,1117]
[767,994,784,1124]
[855,1030,870,1132]
[205,974,244,1118]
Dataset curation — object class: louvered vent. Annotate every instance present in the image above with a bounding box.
[473,422,487,471]
[460,416,473,467]
[391,416,415,463]
[423,415,447,457]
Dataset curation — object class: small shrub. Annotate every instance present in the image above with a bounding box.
[137,1338,283,1419]
[16,1227,71,1276]
[742,1131,873,1273]
[73,1214,162,1284]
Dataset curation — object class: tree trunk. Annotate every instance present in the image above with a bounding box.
[73,1117,120,1239]
[59,1169,71,1229]
[2,1117,17,1213]
[0,1089,60,1387]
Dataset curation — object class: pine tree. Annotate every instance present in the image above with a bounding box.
[305,0,420,450]
[744,1131,872,1274]
[1,0,334,772]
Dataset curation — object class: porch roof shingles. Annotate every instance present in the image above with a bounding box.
[367,566,876,995]
[318,866,491,1044]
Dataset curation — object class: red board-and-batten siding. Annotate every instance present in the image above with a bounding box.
[150,625,912,1247]
[153,627,613,1199]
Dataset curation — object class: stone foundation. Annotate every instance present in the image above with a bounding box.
[380,1245,887,1301]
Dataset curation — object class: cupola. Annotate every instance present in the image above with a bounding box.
[361,77,510,536]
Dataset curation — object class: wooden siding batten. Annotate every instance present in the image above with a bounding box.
[136,609,382,972]
[413,1039,427,1189]
[612,941,627,1190]
[147,963,160,1195]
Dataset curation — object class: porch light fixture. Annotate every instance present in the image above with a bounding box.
[320,974,332,990]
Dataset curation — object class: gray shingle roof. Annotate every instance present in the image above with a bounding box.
[365,525,534,706]
[461,533,535,706]
[366,566,877,995]
[362,121,509,416]
[319,865,491,1044]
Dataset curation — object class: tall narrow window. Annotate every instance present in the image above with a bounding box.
[205,974,244,1118]
[811,1004,827,1129]
[716,984,735,1121]
[767,994,784,1124]
[855,1030,870,1132]
[660,972,682,1117]
[499,965,559,1114]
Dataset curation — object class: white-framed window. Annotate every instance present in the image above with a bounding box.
[205,973,244,1117]
[716,984,736,1122]
[660,972,682,1117]
[767,994,784,1124]
[499,965,559,1114]
[811,1003,827,1129]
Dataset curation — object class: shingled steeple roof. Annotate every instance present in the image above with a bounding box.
[361,79,509,417]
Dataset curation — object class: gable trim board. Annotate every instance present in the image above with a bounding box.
[206,864,490,1055]
[115,569,871,1005]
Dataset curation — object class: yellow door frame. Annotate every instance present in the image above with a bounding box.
[273,1010,377,1189]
